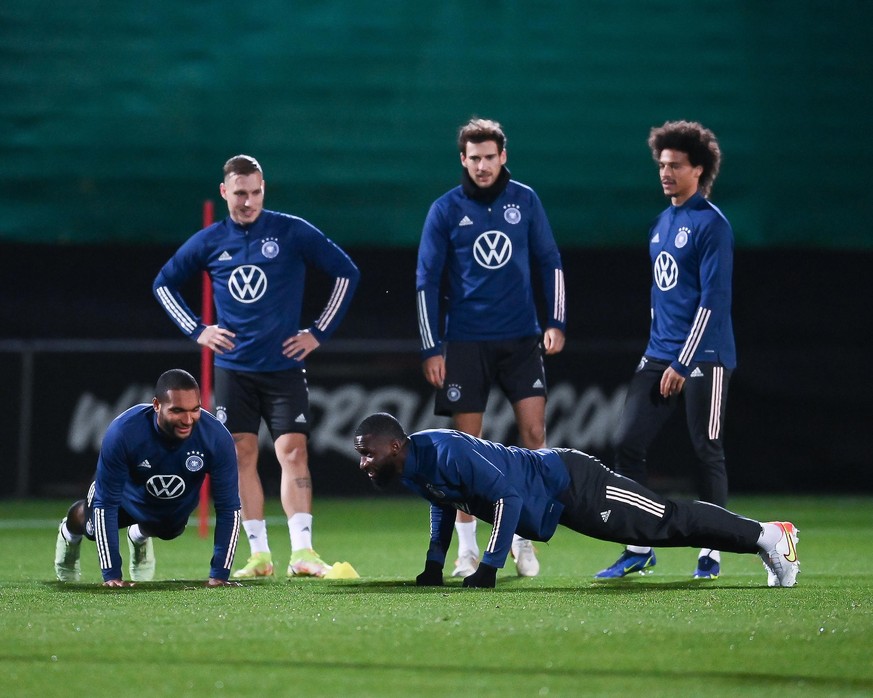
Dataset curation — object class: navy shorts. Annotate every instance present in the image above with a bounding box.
[214,366,311,439]
[434,336,546,416]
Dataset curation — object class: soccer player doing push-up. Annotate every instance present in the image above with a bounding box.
[352,413,799,589]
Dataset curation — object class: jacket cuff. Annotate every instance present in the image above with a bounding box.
[670,360,690,377]
[420,344,442,360]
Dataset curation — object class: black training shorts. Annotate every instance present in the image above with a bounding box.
[434,336,546,416]
[214,366,311,439]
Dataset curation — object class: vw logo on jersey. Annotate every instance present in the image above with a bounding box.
[261,237,280,259]
[146,474,186,500]
[228,265,268,303]
[185,451,205,472]
[654,252,679,291]
[473,231,512,269]
[503,204,521,224]
[675,226,691,249]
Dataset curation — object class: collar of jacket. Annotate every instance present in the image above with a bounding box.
[461,166,511,204]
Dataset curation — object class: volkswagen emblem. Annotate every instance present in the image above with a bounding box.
[653,252,679,291]
[473,231,512,269]
[228,265,268,303]
[146,474,186,499]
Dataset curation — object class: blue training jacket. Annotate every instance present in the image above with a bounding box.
[154,209,360,372]
[91,404,241,582]
[646,192,736,374]
[416,180,566,359]
[401,429,570,569]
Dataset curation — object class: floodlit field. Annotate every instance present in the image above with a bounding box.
[2,497,871,697]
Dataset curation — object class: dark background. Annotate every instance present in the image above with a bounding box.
[2,2,872,250]
[2,2,871,496]
[2,244,869,497]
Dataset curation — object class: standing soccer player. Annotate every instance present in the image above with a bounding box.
[416,118,567,578]
[154,155,359,579]
[596,121,737,580]
[54,369,241,586]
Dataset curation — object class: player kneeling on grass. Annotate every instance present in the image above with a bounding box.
[353,413,799,589]
[54,369,242,587]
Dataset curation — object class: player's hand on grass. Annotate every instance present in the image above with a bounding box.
[103,579,135,588]
[207,578,242,587]
[415,560,444,586]
[462,563,497,588]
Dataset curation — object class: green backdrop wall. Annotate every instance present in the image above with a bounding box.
[2,1,871,248]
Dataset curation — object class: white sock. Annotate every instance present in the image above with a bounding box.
[627,545,652,554]
[698,548,721,562]
[756,522,781,551]
[242,519,270,554]
[288,513,313,552]
[128,524,149,545]
[61,521,82,545]
[455,520,478,557]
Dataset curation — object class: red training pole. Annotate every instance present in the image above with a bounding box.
[199,199,215,538]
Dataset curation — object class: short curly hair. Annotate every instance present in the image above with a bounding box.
[457,118,507,154]
[355,413,407,441]
[648,121,722,198]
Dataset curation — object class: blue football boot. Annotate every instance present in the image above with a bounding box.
[693,554,720,579]
[594,549,656,579]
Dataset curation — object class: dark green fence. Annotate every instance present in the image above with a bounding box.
[2,1,871,248]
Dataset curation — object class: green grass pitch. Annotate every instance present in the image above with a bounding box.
[1,496,872,697]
